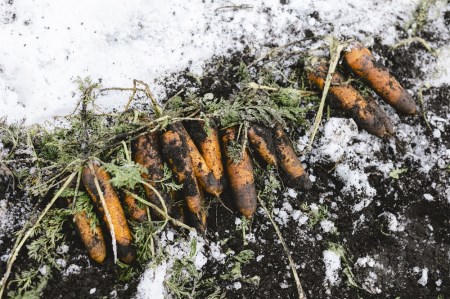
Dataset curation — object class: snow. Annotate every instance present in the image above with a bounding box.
[135,262,167,299]
[1,0,438,124]
[210,241,226,263]
[56,258,67,268]
[166,231,174,242]
[38,265,47,276]
[284,188,298,199]
[320,220,336,233]
[64,264,81,276]
[427,46,450,86]
[323,250,341,285]
[314,118,358,163]
[135,231,212,298]
[0,198,31,243]
[417,268,429,286]
[380,212,405,232]
[423,193,434,201]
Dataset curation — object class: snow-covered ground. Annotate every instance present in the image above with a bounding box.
[2,0,448,124]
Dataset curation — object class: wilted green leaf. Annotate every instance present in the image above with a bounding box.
[389,168,408,179]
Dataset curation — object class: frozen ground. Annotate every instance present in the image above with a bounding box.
[1,0,450,298]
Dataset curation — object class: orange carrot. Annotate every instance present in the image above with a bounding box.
[160,124,205,215]
[82,163,135,264]
[247,124,278,168]
[177,124,222,197]
[184,120,225,192]
[74,211,107,264]
[182,191,208,233]
[222,127,257,219]
[308,61,394,137]
[123,192,147,222]
[273,126,312,190]
[131,132,172,219]
[343,42,417,115]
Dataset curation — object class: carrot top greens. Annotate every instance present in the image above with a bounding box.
[0,42,322,298]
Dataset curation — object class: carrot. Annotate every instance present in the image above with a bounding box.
[308,61,394,137]
[177,123,222,197]
[160,124,205,215]
[73,211,107,264]
[82,163,135,264]
[273,126,312,190]
[181,189,208,232]
[222,126,257,219]
[123,192,147,222]
[183,120,225,193]
[247,124,278,168]
[343,42,417,115]
[131,132,172,218]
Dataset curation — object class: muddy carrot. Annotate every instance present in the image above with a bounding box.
[222,126,257,219]
[247,124,278,168]
[184,120,225,192]
[82,163,135,264]
[177,123,222,197]
[183,203,207,233]
[131,132,172,218]
[74,211,107,264]
[343,42,417,115]
[160,124,204,215]
[308,61,394,137]
[123,192,147,222]
[273,126,312,190]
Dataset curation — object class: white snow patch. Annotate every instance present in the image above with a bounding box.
[380,212,405,232]
[64,264,81,276]
[210,242,226,263]
[135,262,167,299]
[320,220,336,233]
[336,164,376,199]
[423,194,434,201]
[323,250,341,285]
[426,46,450,86]
[135,232,210,298]
[0,0,424,124]
[56,258,67,268]
[166,231,174,241]
[285,188,298,199]
[417,268,429,286]
[314,118,358,163]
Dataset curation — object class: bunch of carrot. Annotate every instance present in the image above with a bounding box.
[307,41,417,137]
[71,41,415,264]
[75,119,312,263]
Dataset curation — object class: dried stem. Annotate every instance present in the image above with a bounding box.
[308,38,346,149]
